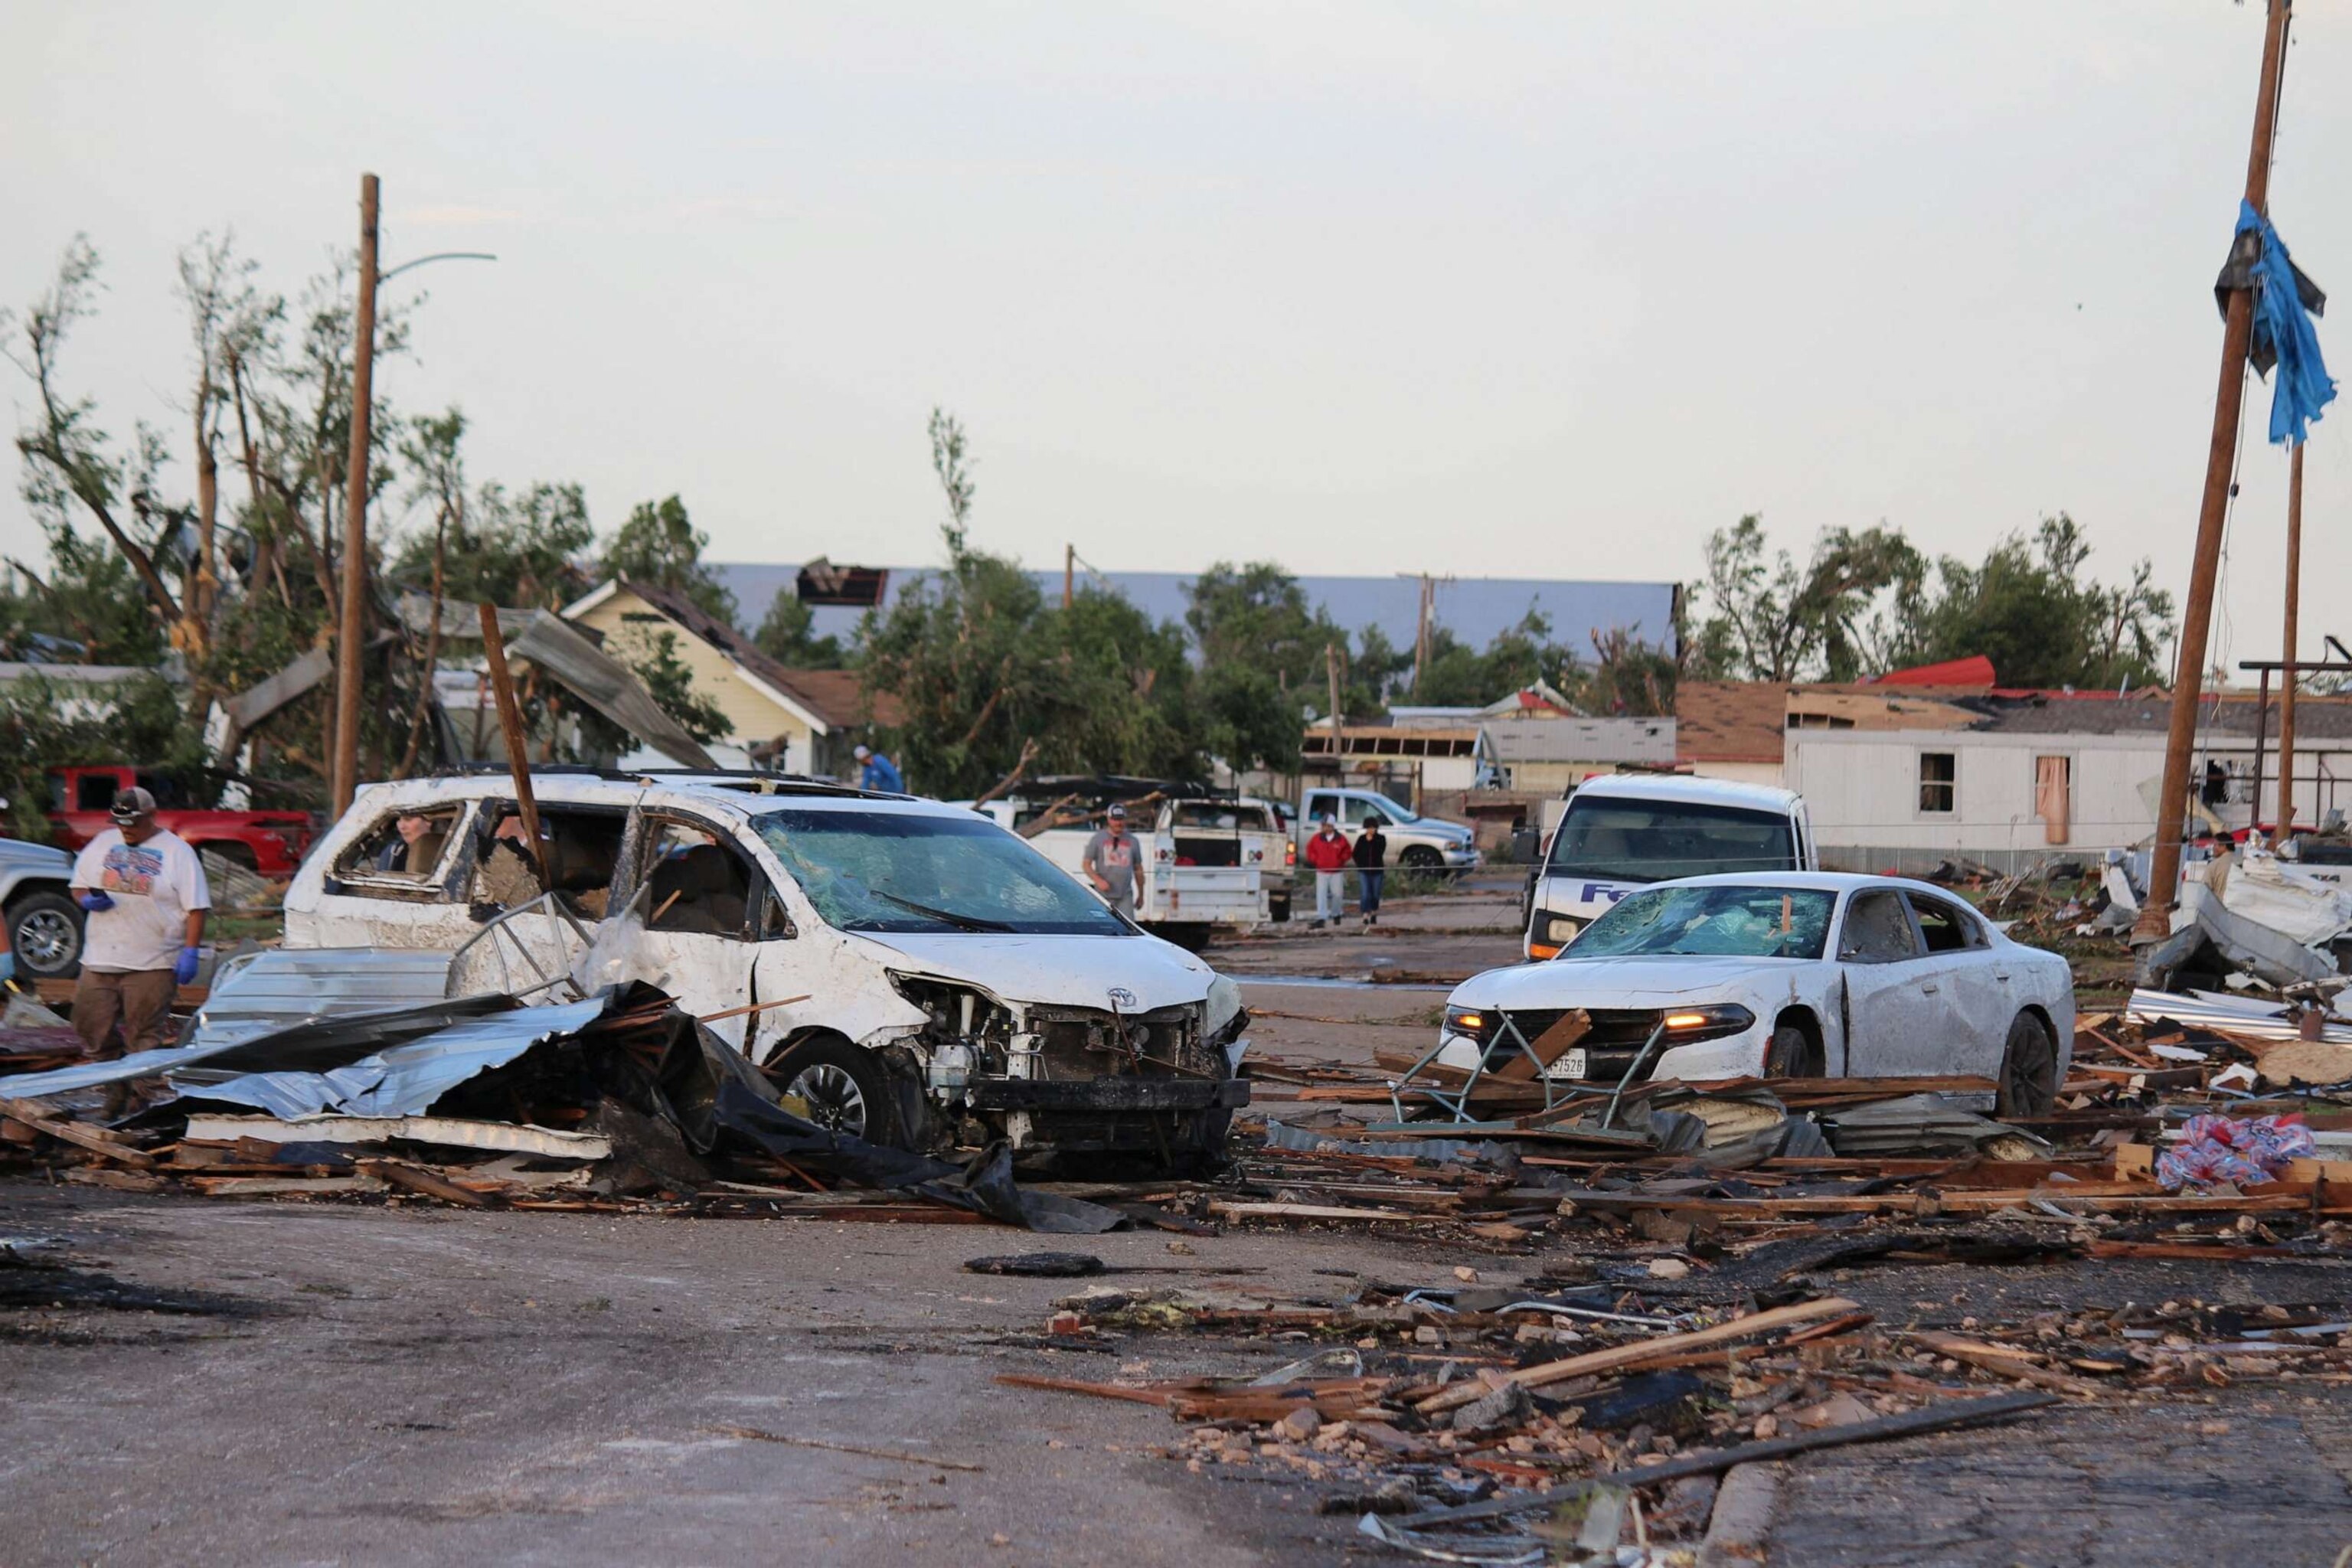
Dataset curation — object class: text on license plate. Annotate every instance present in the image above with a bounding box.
[1541,1049,1588,1080]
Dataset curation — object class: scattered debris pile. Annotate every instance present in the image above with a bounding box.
[0,983,1122,1232]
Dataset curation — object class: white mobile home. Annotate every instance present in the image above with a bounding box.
[1787,690,2352,874]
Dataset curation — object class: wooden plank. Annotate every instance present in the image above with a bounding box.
[1902,1331,2106,1397]
[358,1158,495,1207]
[0,1098,158,1169]
[190,1174,388,1196]
[1209,1201,1423,1223]
[994,1374,1180,1408]
[1417,1296,1862,1414]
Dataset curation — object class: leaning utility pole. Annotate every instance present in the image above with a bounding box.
[330,172,381,818]
[2137,0,2294,936]
[1063,543,1075,610]
[2274,441,2306,846]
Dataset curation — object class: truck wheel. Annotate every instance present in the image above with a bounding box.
[767,1035,896,1145]
[8,890,83,980]
[1997,1013,2058,1119]
[1148,923,1214,953]
[1400,845,1444,870]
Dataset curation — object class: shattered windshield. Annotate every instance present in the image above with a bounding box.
[1547,797,1797,884]
[753,808,1132,936]
[1567,884,1833,961]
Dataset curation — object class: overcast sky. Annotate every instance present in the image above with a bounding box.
[3,2,2347,671]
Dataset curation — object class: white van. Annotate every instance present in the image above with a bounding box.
[283,772,1247,1165]
[1522,776,1817,958]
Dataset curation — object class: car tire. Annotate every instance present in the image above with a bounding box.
[767,1035,897,1146]
[1400,844,1443,870]
[8,890,83,981]
[1997,1012,2059,1119]
[1762,1021,1821,1078]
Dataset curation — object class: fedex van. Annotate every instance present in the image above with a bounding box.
[1522,776,1817,959]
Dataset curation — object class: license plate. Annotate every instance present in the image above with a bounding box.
[1543,1048,1589,1081]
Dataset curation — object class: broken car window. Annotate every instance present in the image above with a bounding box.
[642,819,753,937]
[338,806,466,887]
[1567,885,1833,961]
[1907,893,1985,953]
[753,808,1131,936]
[1840,890,1922,962]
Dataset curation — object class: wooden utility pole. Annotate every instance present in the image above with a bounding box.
[1063,544,1074,610]
[1410,573,1434,699]
[1325,641,1344,738]
[331,172,381,818]
[2137,0,2294,936]
[2275,441,2306,846]
[479,603,550,890]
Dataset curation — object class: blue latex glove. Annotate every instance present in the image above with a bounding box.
[0,952,15,985]
[173,946,201,986]
[77,891,113,913]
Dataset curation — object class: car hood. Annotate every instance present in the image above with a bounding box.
[1454,954,1808,1009]
[846,931,1217,1014]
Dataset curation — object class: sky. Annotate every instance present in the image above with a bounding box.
[2,2,2347,674]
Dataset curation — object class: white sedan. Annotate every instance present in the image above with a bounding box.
[1433,872,2073,1116]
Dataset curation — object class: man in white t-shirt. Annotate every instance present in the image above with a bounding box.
[69,787,210,1098]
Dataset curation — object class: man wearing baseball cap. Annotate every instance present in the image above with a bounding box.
[68,786,210,1109]
[1082,802,1144,921]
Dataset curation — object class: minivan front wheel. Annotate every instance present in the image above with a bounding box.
[769,1036,892,1145]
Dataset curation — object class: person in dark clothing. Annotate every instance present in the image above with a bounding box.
[1353,818,1387,928]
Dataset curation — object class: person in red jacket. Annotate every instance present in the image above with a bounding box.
[1304,815,1352,927]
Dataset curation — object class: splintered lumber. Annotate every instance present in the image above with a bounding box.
[1901,1331,2106,1397]
[1417,1296,1862,1413]
[1396,1391,2057,1530]
[1488,1008,1591,1083]
[189,1174,388,1196]
[358,1158,495,1207]
[994,1374,1181,1407]
[0,1098,158,1169]
[1209,1201,1421,1223]
[709,1425,984,1472]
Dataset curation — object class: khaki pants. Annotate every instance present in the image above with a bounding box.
[74,968,178,1060]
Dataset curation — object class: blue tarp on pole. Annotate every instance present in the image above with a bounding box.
[2238,200,2337,446]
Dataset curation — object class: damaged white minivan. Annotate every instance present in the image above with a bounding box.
[281,772,1249,1166]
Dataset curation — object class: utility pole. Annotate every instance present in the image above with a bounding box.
[1325,641,1344,738]
[1411,573,1434,699]
[2275,441,2305,846]
[1063,543,1074,611]
[2137,0,2293,937]
[479,603,550,891]
[331,172,381,818]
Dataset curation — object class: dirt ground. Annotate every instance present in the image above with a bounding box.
[5,877,2351,1566]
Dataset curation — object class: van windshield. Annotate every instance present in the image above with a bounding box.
[1547,797,1797,884]
[754,808,1132,936]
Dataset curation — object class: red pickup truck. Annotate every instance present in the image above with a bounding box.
[46,766,317,878]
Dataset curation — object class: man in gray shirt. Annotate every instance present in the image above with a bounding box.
[1082,803,1145,920]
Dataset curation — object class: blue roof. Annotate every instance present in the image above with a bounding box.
[710,564,1677,655]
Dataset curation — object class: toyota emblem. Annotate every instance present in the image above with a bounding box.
[1107,987,1138,1008]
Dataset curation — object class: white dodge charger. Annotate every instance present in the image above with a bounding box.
[1434,872,2074,1116]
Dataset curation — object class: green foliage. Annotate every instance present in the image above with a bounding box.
[393,480,593,610]
[0,527,168,665]
[754,590,844,668]
[1689,515,1922,683]
[1689,511,2174,689]
[0,672,211,841]
[598,495,735,622]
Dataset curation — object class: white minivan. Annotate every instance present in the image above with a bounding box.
[282,772,1248,1165]
[1522,775,1818,959]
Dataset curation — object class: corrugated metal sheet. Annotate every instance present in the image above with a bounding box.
[190,949,460,1050]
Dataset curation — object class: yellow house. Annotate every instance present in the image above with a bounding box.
[562,577,903,779]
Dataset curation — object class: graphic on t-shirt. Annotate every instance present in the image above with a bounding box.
[100,843,165,897]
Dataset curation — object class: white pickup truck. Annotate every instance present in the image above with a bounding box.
[1522,775,1819,959]
[969,786,1284,949]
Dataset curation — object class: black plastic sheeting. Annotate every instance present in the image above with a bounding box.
[712,1078,1122,1233]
